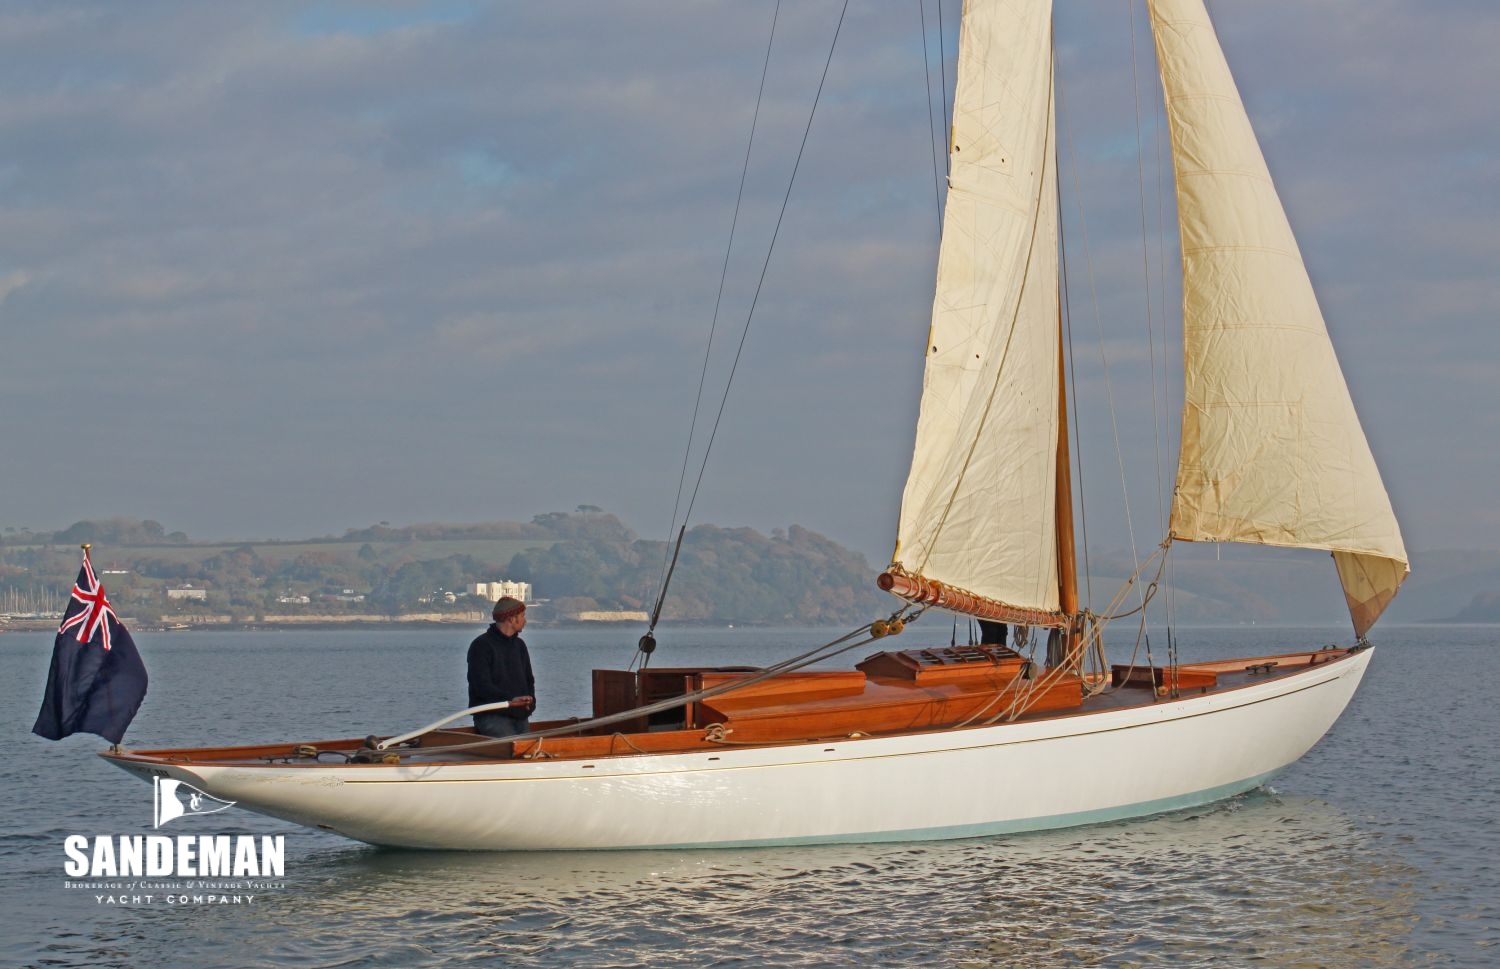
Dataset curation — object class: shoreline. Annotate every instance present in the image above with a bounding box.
[0,615,771,633]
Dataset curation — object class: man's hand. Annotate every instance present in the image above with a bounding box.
[511,695,535,712]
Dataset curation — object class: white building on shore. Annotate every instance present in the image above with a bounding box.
[471,580,531,603]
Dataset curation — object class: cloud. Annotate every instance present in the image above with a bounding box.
[0,1,1493,563]
[0,269,30,303]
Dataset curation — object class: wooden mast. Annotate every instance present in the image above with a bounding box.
[1054,311,1080,665]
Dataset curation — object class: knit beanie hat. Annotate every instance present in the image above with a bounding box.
[492,596,526,621]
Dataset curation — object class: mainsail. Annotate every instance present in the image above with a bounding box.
[1150,0,1408,635]
[892,0,1062,617]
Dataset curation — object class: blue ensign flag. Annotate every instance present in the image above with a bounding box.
[32,551,148,744]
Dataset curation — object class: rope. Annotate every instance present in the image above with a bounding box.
[1090,540,1170,623]
[1152,7,1180,642]
[919,1,945,235]
[1059,80,1151,621]
[644,0,849,649]
[937,0,951,178]
[652,1,782,637]
[1128,0,1182,671]
[609,733,649,756]
[927,546,1171,726]
[1059,138,1091,608]
[1106,611,1155,698]
[1126,0,1169,545]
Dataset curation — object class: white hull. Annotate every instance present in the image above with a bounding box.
[113,650,1371,850]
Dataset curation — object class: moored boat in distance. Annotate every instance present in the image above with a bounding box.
[103,0,1408,851]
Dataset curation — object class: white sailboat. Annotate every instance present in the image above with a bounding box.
[104,0,1407,851]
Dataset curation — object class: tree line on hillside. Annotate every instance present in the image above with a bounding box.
[0,518,191,546]
[0,510,890,625]
[508,521,885,624]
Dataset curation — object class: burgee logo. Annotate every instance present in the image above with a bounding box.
[61,779,284,894]
[153,777,236,827]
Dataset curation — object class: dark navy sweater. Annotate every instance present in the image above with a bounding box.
[466,625,535,722]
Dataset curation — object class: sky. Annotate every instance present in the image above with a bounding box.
[0,0,1495,567]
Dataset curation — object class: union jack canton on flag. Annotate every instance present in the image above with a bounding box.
[32,550,149,744]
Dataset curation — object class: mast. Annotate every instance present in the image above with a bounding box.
[1054,313,1079,658]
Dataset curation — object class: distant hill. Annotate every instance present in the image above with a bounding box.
[1081,544,1500,626]
[0,510,887,626]
[4,513,1495,628]
[1390,550,1500,623]
[1446,589,1500,623]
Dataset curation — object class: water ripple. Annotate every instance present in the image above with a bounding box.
[3,627,1498,967]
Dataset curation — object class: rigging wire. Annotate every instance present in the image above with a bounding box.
[937,0,951,176]
[1149,8,1182,642]
[1127,0,1169,545]
[642,0,852,657]
[644,1,784,669]
[919,1,945,233]
[675,0,851,545]
[1058,151,1092,608]
[1128,0,1182,675]
[1056,80,1151,632]
[1129,0,1182,668]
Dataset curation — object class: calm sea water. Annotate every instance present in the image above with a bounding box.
[2,622,1496,967]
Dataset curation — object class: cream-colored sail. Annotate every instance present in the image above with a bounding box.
[1149,0,1408,636]
[892,0,1061,614]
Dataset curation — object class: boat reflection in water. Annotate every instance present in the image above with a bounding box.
[257,791,1416,968]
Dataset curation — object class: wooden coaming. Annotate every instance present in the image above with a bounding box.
[696,669,868,701]
[1111,664,1219,691]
